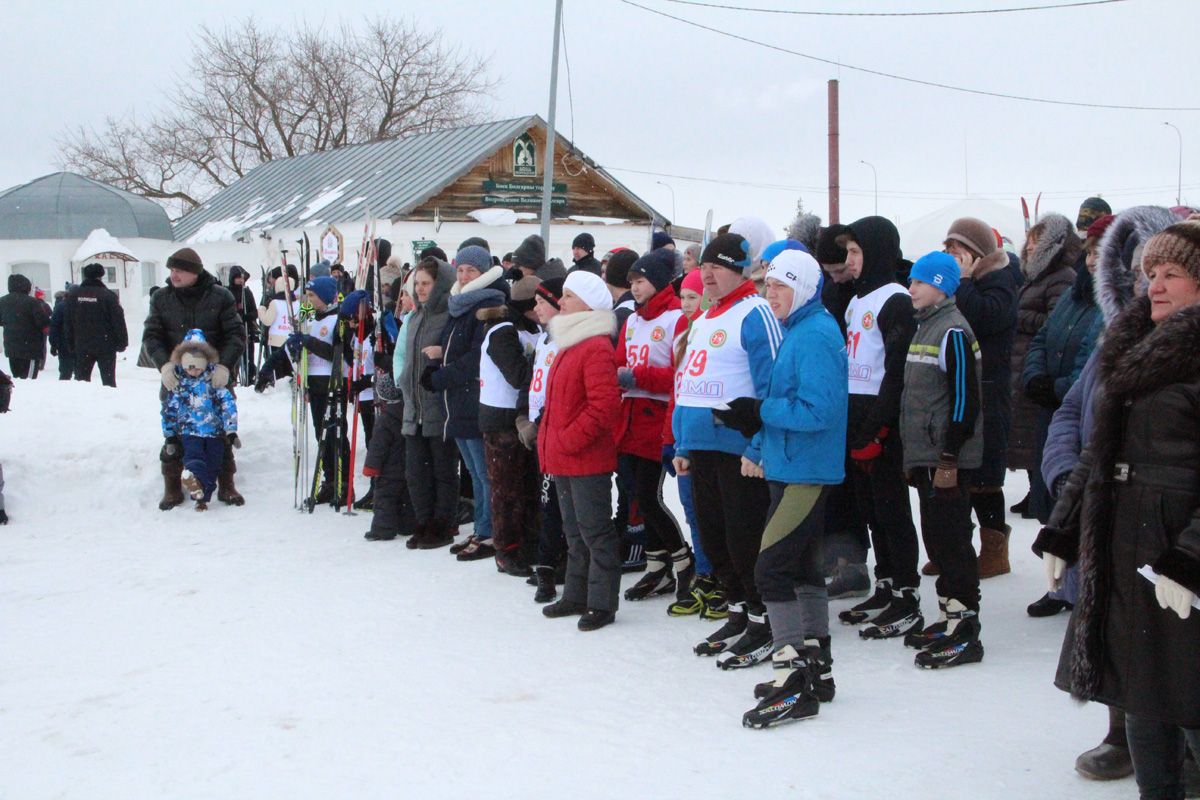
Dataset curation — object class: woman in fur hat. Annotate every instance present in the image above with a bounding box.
[1035,221,1200,799]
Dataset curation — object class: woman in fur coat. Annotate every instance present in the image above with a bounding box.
[1035,221,1200,799]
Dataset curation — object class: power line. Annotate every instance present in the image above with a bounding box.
[663,0,1129,17]
[603,164,1199,201]
[619,0,1200,111]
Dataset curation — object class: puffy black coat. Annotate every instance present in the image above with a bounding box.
[227,266,258,340]
[1021,266,1101,401]
[66,277,128,356]
[0,274,50,359]
[48,297,71,357]
[1036,297,1200,726]
[476,304,537,434]
[142,271,245,370]
[427,267,508,440]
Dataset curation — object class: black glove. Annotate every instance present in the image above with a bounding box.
[227,433,241,449]
[419,364,438,392]
[1024,374,1059,410]
[160,436,182,462]
[712,397,762,437]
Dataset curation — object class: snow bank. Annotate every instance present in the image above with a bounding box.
[0,362,1130,799]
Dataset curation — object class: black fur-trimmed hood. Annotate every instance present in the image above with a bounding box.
[1095,205,1178,326]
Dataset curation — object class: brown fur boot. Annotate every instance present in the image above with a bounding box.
[978,526,1011,579]
[159,461,185,511]
[217,452,244,506]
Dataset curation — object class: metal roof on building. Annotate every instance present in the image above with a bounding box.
[0,172,175,241]
[173,115,665,244]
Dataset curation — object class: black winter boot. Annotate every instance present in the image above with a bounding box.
[533,566,557,603]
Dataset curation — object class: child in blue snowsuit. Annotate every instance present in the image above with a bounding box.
[162,329,238,510]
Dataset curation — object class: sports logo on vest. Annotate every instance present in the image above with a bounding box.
[651,326,666,342]
[544,352,554,366]
[861,312,875,330]
[709,330,727,347]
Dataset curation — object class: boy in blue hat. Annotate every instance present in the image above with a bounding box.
[900,252,985,668]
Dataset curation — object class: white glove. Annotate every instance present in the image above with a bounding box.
[1044,553,1066,592]
[211,365,231,389]
[1154,575,1195,620]
[160,363,179,391]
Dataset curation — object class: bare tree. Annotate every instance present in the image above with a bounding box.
[59,17,495,215]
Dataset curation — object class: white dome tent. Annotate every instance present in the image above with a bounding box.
[899,198,1027,258]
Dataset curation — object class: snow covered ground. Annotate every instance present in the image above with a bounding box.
[1,362,1131,799]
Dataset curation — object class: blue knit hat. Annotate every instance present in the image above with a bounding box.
[183,328,207,343]
[760,238,808,265]
[909,251,961,297]
[306,276,339,305]
[455,245,493,273]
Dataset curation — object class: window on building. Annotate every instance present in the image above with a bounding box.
[8,261,51,294]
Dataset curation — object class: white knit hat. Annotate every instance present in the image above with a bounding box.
[563,270,613,311]
[764,249,822,317]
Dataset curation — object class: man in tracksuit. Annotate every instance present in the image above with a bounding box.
[834,217,923,641]
[672,233,783,669]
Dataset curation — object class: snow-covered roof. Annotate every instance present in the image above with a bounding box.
[72,228,138,262]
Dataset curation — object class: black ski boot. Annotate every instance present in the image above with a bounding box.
[353,481,375,511]
[754,635,835,701]
[624,550,675,601]
[905,597,947,649]
[742,644,820,728]
[914,600,984,668]
[838,578,892,625]
[717,610,773,670]
[860,586,924,640]
[694,601,747,656]
[532,566,557,603]
[671,546,695,601]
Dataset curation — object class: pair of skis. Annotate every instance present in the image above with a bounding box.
[344,215,378,515]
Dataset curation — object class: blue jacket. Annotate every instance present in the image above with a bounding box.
[673,284,781,458]
[1022,267,1102,400]
[162,367,238,438]
[745,292,848,484]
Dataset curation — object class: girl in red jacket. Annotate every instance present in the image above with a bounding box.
[538,271,622,631]
[615,249,694,603]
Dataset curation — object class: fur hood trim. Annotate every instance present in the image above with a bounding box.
[1098,296,1200,399]
[450,265,505,297]
[970,249,1011,282]
[170,338,219,365]
[1023,213,1081,283]
[548,310,616,351]
[1095,205,1178,326]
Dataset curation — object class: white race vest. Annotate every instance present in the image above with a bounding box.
[268,298,302,340]
[675,295,773,409]
[622,308,683,402]
[353,338,375,401]
[528,332,558,422]
[845,283,909,396]
[305,313,340,377]
[479,323,538,409]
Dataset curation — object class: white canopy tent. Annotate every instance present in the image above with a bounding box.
[899,198,1027,258]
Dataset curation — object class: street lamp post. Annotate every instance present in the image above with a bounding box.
[1165,122,1183,206]
[656,180,676,224]
[860,160,878,216]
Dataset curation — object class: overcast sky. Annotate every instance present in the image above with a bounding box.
[4,0,1197,240]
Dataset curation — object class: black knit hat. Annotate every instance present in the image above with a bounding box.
[572,232,595,252]
[512,234,546,270]
[536,276,565,309]
[1077,197,1113,231]
[605,249,639,289]
[701,233,751,272]
[816,225,849,265]
[166,247,204,275]
[420,245,447,262]
[459,236,490,253]
[628,248,675,291]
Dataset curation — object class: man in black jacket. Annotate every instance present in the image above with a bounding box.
[143,247,246,509]
[66,263,129,387]
[569,232,603,276]
[0,274,51,378]
[48,290,74,380]
[227,266,257,383]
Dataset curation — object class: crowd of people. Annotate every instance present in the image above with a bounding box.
[3,196,1200,793]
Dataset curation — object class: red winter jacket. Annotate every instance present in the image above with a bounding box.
[614,289,689,461]
[537,310,621,476]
